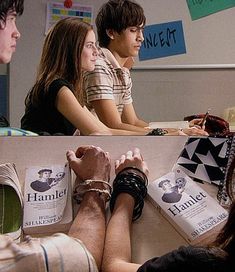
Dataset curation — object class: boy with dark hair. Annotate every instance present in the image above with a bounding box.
[83,0,207,136]
[83,0,149,134]
[0,0,37,134]
[95,0,146,48]
[0,0,23,63]
[0,0,22,127]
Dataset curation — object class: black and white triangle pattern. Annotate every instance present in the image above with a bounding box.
[175,137,232,185]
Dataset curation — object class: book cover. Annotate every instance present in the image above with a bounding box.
[23,163,73,235]
[148,168,228,243]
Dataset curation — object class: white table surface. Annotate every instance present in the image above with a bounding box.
[0,136,219,264]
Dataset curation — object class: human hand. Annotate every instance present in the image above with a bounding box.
[115,148,149,177]
[182,127,209,136]
[66,145,111,182]
[189,118,205,129]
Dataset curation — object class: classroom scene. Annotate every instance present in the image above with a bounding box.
[0,0,235,271]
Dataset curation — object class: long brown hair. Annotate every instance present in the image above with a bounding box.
[25,18,92,106]
[211,202,235,256]
[209,155,235,260]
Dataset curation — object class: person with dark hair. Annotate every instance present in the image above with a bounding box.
[0,0,37,135]
[102,150,235,272]
[83,0,149,134]
[83,0,207,136]
[0,0,23,63]
[20,17,146,136]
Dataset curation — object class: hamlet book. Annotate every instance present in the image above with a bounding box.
[148,168,228,243]
[23,163,73,235]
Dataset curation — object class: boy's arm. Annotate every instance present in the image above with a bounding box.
[91,99,149,133]
[121,103,149,128]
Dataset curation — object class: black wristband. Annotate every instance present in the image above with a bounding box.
[147,128,168,136]
[110,171,148,221]
[116,167,148,184]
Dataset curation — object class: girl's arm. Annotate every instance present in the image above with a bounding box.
[56,86,112,135]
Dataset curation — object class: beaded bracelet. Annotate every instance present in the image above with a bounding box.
[73,179,112,204]
[110,167,148,221]
[76,179,112,192]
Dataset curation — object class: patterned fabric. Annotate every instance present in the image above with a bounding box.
[83,47,133,116]
[0,127,38,136]
[0,233,98,272]
[219,135,235,206]
[175,137,232,187]
[174,136,234,204]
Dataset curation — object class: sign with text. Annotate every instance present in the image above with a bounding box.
[187,0,235,20]
[139,21,186,62]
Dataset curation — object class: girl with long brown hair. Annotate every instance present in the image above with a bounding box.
[21,17,143,136]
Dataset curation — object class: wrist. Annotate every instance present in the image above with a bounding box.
[73,179,112,204]
[115,193,135,208]
[116,167,147,182]
[110,168,148,221]
[83,190,107,208]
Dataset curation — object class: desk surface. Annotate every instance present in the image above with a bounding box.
[0,136,219,264]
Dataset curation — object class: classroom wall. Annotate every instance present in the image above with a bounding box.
[0,64,7,75]
[9,0,235,126]
[131,68,235,122]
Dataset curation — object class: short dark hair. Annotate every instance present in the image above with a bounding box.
[96,0,146,48]
[0,0,24,29]
[38,169,52,175]
[158,179,171,188]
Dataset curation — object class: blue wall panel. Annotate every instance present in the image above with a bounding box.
[0,75,8,118]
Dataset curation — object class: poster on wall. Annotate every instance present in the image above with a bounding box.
[186,0,235,20]
[139,20,186,61]
[46,1,94,34]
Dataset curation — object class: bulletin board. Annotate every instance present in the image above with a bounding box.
[134,0,235,69]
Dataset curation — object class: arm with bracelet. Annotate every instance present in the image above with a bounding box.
[102,148,235,272]
[66,145,111,270]
[102,148,149,272]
